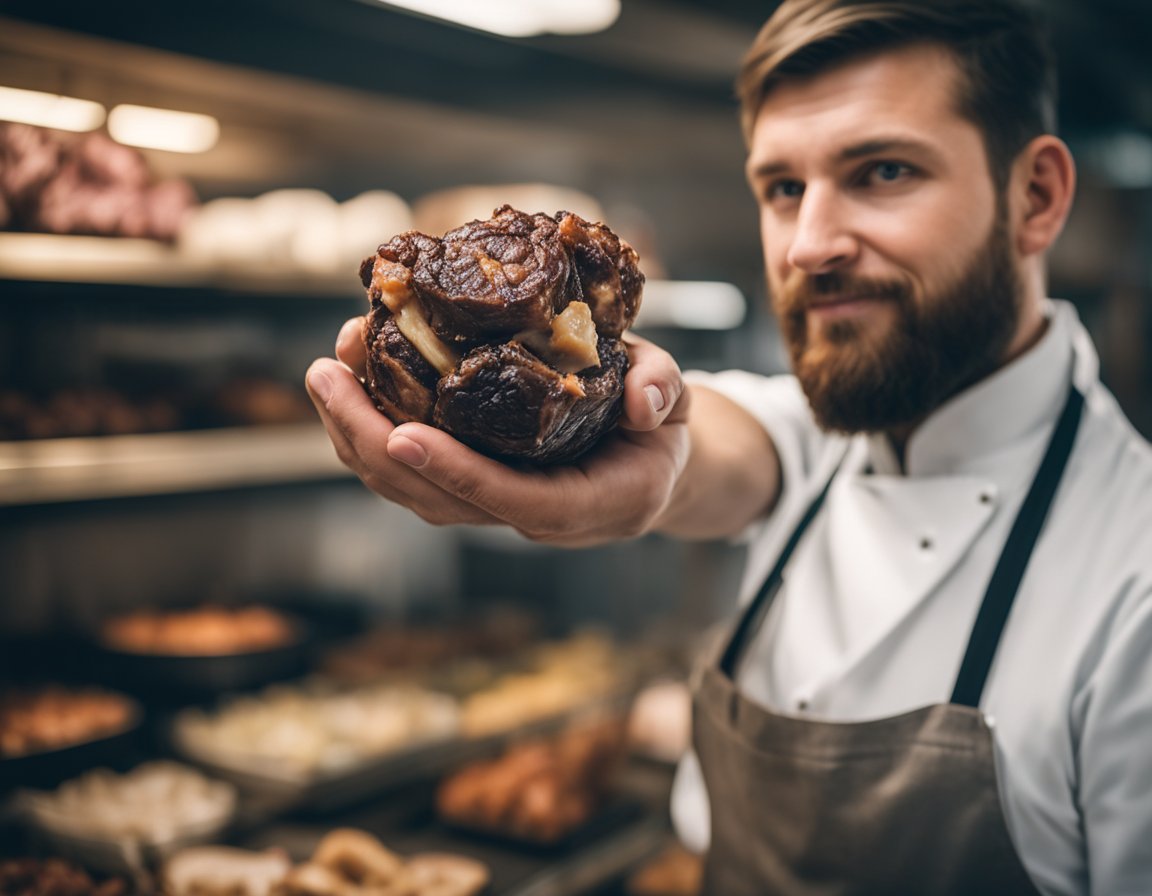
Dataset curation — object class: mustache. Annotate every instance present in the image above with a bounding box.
[778,272,912,312]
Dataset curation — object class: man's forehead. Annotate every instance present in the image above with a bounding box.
[746,43,972,172]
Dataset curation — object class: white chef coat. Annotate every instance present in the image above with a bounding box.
[671,299,1152,896]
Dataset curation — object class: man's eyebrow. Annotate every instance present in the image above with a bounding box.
[746,137,943,182]
[745,159,791,182]
[837,137,942,163]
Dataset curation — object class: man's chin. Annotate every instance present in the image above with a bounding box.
[799,381,920,434]
[793,342,925,434]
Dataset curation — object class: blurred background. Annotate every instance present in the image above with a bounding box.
[1,0,1150,646]
[0,0,1149,890]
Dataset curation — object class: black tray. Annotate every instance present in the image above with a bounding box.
[0,715,143,793]
[91,627,310,703]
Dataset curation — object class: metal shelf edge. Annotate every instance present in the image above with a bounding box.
[0,424,351,505]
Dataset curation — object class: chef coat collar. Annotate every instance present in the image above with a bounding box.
[865,299,1076,478]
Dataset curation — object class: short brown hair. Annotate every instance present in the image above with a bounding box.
[736,0,1057,188]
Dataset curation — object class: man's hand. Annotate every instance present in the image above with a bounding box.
[305,317,689,548]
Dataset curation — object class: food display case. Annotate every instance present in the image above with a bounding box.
[2,6,769,895]
[0,140,733,894]
[2,610,694,894]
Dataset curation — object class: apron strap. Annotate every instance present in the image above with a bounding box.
[950,386,1084,707]
[718,455,843,678]
[717,384,1085,706]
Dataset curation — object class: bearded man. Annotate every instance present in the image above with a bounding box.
[307,1,1152,892]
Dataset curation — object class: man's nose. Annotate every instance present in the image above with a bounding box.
[785,186,858,274]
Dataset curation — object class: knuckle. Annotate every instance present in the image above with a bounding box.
[416,509,452,527]
[361,471,388,495]
[615,507,652,541]
[333,442,360,471]
[507,508,554,539]
[438,467,491,508]
[516,525,570,546]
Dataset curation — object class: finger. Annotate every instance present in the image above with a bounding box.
[387,422,580,531]
[306,359,502,527]
[306,357,391,459]
[385,421,678,543]
[619,334,686,432]
[335,317,368,376]
[306,357,386,484]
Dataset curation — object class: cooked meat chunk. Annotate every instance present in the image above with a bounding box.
[556,211,644,338]
[361,205,644,464]
[363,310,440,425]
[423,205,580,342]
[436,338,628,464]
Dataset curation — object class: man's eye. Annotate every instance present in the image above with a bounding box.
[867,161,911,183]
[767,179,804,201]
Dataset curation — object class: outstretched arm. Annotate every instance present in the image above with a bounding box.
[306,318,781,547]
[653,382,782,539]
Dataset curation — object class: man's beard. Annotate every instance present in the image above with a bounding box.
[774,211,1021,434]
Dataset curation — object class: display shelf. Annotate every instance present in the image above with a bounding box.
[0,233,744,327]
[0,424,351,505]
[172,689,640,814]
[0,233,362,298]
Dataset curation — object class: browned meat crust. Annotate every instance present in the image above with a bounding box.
[360,205,644,464]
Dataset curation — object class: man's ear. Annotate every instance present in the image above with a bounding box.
[1012,135,1076,257]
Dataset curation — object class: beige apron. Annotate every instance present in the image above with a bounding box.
[693,387,1083,895]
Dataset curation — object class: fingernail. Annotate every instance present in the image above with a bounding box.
[308,369,333,404]
[389,435,428,468]
[644,384,666,414]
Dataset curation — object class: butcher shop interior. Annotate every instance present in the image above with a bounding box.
[1,0,1150,893]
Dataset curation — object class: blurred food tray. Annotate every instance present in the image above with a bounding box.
[237,761,674,896]
[171,690,637,814]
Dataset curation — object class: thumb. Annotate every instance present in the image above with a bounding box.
[619,334,686,432]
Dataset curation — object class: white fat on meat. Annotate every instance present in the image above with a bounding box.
[515,301,601,375]
[374,256,600,378]
[371,258,459,376]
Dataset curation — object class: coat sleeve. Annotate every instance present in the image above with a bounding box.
[1073,582,1152,895]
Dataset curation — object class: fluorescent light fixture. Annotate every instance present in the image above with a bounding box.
[0,85,105,132]
[107,104,220,153]
[635,281,747,331]
[1092,132,1152,189]
[377,0,620,37]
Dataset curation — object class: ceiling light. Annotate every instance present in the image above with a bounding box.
[107,104,220,154]
[0,85,105,132]
[376,0,620,38]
